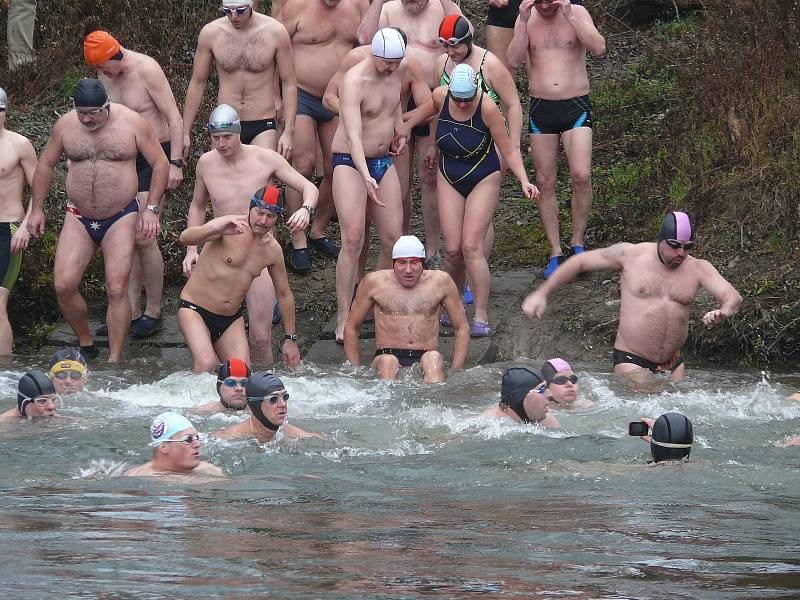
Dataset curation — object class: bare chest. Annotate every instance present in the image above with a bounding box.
[293,6,360,46]
[529,19,581,52]
[103,77,154,115]
[625,270,699,306]
[63,127,138,163]
[362,79,403,118]
[214,33,275,73]
[386,5,443,52]
[374,287,439,317]
[205,167,272,215]
[0,143,22,178]
[221,237,273,277]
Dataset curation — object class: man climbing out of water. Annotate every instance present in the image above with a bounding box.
[541,357,592,408]
[523,211,743,388]
[343,235,469,383]
[48,348,88,396]
[0,370,58,421]
[178,185,302,372]
[216,372,323,443]
[124,412,223,477]
[481,365,560,428]
[193,358,251,415]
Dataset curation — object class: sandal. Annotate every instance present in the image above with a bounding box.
[470,320,491,338]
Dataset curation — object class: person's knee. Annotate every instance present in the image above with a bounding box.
[536,170,556,191]
[461,239,483,261]
[570,167,592,190]
[444,244,462,264]
[421,351,445,382]
[194,354,219,373]
[135,235,160,252]
[53,276,80,297]
[292,151,317,178]
[105,278,129,301]
[340,231,364,256]
[374,355,400,379]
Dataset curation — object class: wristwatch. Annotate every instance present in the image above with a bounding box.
[169,158,185,168]
[300,205,315,220]
[284,333,298,341]
[146,204,161,214]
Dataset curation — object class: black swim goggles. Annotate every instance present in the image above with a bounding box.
[219,377,248,388]
[163,433,201,445]
[664,239,694,251]
[222,5,250,16]
[550,374,578,385]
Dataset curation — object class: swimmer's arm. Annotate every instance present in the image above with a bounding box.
[135,114,169,207]
[343,274,377,365]
[144,62,184,162]
[563,5,606,56]
[357,0,387,46]
[407,57,433,112]
[485,97,528,185]
[401,87,438,133]
[17,137,37,228]
[432,54,447,90]
[179,215,238,245]
[187,159,211,228]
[195,462,225,476]
[440,274,469,369]
[339,75,371,180]
[487,54,523,147]
[270,152,319,209]
[275,25,297,139]
[506,11,530,70]
[268,251,301,367]
[537,243,631,296]
[322,51,365,114]
[695,259,742,324]
[29,123,66,217]
[284,423,325,440]
[182,26,215,142]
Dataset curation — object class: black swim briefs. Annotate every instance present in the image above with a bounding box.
[612,348,684,374]
[375,348,427,367]
[240,119,278,145]
[135,141,171,193]
[297,87,335,123]
[407,96,430,138]
[487,0,522,28]
[529,95,592,135]
[178,298,244,343]
[0,222,22,291]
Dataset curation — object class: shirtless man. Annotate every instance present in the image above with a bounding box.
[344,235,468,382]
[507,0,605,278]
[84,31,184,338]
[0,87,37,356]
[124,412,224,477]
[217,372,323,443]
[0,370,58,421]
[182,105,318,365]
[331,28,412,342]
[481,365,560,428]
[182,0,296,159]
[27,79,168,362]
[192,358,251,414]
[522,211,743,387]
[178,186,303,372]
[277,0,369,273]
[359,0,462,264]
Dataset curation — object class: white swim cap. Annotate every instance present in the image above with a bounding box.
[0,87,7,110]
[449,63,478,100]
[222,0,253,7]
[392,235,426,260]
[208,103,241,135]
[372,28,406,60]
[149,411,194,447]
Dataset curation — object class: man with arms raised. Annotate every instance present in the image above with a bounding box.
[27,79,168,362]
[124,412,223,477]
[179,186,303,373]
[277,0,369,273]
[0,87,37,356]
[217,372,323,443]
[193,358,251,414]
[183,106,318,365]
[359,0,462,264]
[183,0,296,158]
[83,31,184,338]
[523,211,743,387]
[507,0,605,278]
[344,235,468,382]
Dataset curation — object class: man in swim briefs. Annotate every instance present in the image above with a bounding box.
[182,0,297,159]
[523,211,743,387]
[178,186,302,373]
[481,365,560,428]
[344,235,469,383]
[84,31,185,338]
[27,78,168,362]
[193,358,251,414]
[0,86,37,356]
[48,348,88,396]
[124,412,224,477]
[507,0,605,279]
[0,370,58,421]
[217,372,323,443]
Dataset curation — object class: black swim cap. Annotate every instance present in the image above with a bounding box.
[500,366,543,423]
[650,412,693,463]
[658,211,694,242]
[246,372,285,431]
[49,348,88,369]
[18,370,56,416]
[73,78,109,108]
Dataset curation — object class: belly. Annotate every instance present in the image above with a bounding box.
[65,161,138,219]
[217,70,277,121]
[617,299,690,363]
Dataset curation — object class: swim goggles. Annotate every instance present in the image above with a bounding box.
[250,197,284,214]
[448,89,477,103]
[438,31,471,47]
[74,100,110,117]
[222,6,250,16]
[264,391,289,405]
[32,395,57,406]
[53,370,85,380]
[533,0,555,4]
[162,433,201,445]
[550,374,578,385]
[50,360,87,380]
[665,239,694,251]
[219,377,248,388]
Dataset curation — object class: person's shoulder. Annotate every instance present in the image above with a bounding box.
[7,129,34,151]
[200,17,227,38]
[195,461,225,476]
[136,51,169,79]
[123,462,154,476]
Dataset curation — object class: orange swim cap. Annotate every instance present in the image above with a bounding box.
[83,31,122,67]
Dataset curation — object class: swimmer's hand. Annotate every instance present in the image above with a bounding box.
[138,209,161,240]
[519,0,536,22]
[390,134,407,157]
[522,290,547,318]
[10,222,30,253]
[282,338,301,368]
[285,208,310,233]
[217,216,250,236]
[26,209,45,238]
[702,309,729,327]
[182,246,199,278]
[363,176,384,207]
[553,0,575,19]
[639,417,656,443]
[423,144,437,170]
[182,132,192,161]
[168,163,184,190]
[277,131,294,162]
[490,0,509,7]
[521,181,540,199]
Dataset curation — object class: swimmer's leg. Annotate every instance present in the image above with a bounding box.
[370,165,403,270]
[213,317,250,368]
[246,268,276,366]
[372,353,401,381]
[421,350,445,384]
[561,126,593,249]
[286,115,316,252]
[99,211,138,362]
[462,173,501,324]
[394,133,413,235]
[54,213,102,351]
[613,363,666,393]
[529,133,562,257]
[309,117,338,242]
[250,128,279,153]
[0,287,12,356]
[486,25,517,72]
[438,172,467,295]
[177,307,220,373]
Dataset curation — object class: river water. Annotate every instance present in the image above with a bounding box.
[1,355,799,599]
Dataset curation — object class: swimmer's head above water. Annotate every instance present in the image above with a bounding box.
[216,358,251,410]
[392,235,426,288]
[371,28,405,75]
[656,211,694,269]
[542,358,579,405]
[148,411,202,471]
[448,64,478,104]
[500,366,549,424]
[246,372,288,431]
[438,15,473,59]
[650,412,693,463]
[73,78,110,131]
[49,348,88,396]
[18,370,57,418]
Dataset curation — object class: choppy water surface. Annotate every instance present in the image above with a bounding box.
[1,355,799,599]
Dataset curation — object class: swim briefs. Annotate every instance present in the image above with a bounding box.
[178,298,244,343]
[612,348,684,374]
[66,198,139,245]
[135,141,171,193]
[332,152,394,184]
[529,95,592,135]
[487,0,521,28]
[240,118,278,145]
[407,96,430,138]
[375,347,427,367]
[297,87,335,123]
[0,222,22,290]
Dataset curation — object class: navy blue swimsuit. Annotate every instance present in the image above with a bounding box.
[436,94,500,198]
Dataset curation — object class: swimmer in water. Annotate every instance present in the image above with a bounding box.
[481,365,560,428]
[216,372,323,443]
[48,348,88,396]
[633,412,693,464]
[124,411,224,477]
[541,357,593,409]
[0,370,58,420]
[523,211,742,388]
[193,358,251,414]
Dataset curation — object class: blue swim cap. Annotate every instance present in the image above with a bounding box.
[149,412,194,447]
[448,64,478,100]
